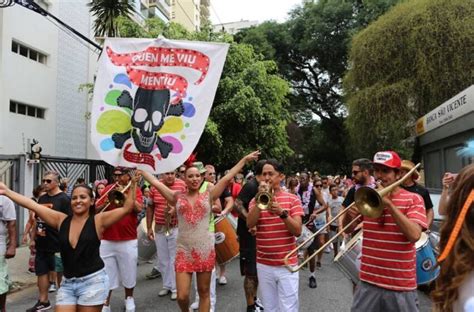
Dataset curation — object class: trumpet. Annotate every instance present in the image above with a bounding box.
[283,163,421,272]
[99,181,132,213]
[255,185,274,210]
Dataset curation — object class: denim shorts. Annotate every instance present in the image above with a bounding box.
[56,269,109,306]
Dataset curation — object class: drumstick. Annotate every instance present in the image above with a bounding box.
[438,190,474,262]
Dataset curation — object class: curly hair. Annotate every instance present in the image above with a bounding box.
[432,164,474,312]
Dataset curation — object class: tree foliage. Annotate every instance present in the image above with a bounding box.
[88,0,135,37]
[116,18,292,169]
[236,0,400,172]
[344,0,474,159]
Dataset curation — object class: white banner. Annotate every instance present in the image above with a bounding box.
[91,38,229,173]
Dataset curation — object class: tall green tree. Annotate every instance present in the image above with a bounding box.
[344,0,474,159]
[116,18,292,169]
[89,0,135,37]
[236,0,400,172]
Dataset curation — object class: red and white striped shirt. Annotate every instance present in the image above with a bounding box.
[249,190,304,266]
[360,188,427,291]
[149,179,186,226]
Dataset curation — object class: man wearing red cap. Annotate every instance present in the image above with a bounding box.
[343,151,427,312]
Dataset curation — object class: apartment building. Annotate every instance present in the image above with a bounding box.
[0,0,94,159]
[213,19,259,35]
[0,0,172,160]
[132,0,172,24]
[171,0,208,32]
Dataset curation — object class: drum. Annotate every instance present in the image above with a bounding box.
[416,232,440,285]
[214,216,239,265]
[138,217,156,262]
[334,231,362,285]
[296,225,314,250]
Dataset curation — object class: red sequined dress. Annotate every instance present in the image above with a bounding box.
[175,191,215,272]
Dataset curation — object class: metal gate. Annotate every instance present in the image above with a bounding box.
[38,156,113,187]
[0,155,23,243]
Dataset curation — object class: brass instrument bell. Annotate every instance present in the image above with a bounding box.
[255,187,273,210]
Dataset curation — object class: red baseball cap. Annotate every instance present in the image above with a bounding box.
[373,151,401,169]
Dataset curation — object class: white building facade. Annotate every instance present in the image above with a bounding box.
[0,0,95,159]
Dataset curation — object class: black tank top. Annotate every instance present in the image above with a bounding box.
[59,215,104,278]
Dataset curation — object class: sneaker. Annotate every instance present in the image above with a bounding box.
[171,291,177,300]
[218,276,227,285]
[190,300,199,310]
[255,297,264,311]
[158,289,170,297]
[309,276,317,288]
[316,261,322,269]
[101,305,111,312]
[48,283,56,293]
[26,300,51,311]
[125,296,135,312]
[324,246,331,253]
[145,267,161,280]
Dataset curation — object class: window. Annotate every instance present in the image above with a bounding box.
[11,41,18,53]
[9,101,46,119]
[11,40,47,64]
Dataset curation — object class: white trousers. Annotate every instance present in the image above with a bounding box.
[193,268,216,308]
[257,263,299,312]
[154,227,178,292]
[100,239,138,290]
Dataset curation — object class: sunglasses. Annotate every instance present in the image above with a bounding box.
[42,179,53,184]
[314,184,322,188]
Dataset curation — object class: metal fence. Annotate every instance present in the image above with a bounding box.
[38,156,113,187]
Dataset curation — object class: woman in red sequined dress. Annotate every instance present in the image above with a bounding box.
[141,150,259,312]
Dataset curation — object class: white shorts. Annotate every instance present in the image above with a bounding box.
[100,240,138,290]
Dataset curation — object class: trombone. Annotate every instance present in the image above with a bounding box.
[98,181,132,213]
[283,163,421,272]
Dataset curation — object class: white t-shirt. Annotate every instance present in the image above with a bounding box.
[0,196,16,255]
[327,196,344,226]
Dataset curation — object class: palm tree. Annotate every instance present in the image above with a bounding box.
[89,0,135,37]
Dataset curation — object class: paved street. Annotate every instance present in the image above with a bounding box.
[7,253,433,312]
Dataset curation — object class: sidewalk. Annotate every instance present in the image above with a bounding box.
[7,246,37,293]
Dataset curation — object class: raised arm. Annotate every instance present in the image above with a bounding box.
[140,171,177,205]
[211,151,260,201]
[0,183,65,230]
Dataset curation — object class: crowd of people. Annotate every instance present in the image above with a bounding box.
[0,149,472,312]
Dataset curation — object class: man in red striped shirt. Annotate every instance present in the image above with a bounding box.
[343,151,427,312]
[147,171,186,300]
[247,159,303,312]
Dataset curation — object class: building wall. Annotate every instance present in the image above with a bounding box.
[55,0,90,158]
[213,20,259,35]
[0,4,59,156]
[0,1,98,159]
[171,0,201,32]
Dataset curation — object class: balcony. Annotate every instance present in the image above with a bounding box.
[201,0,210,6]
